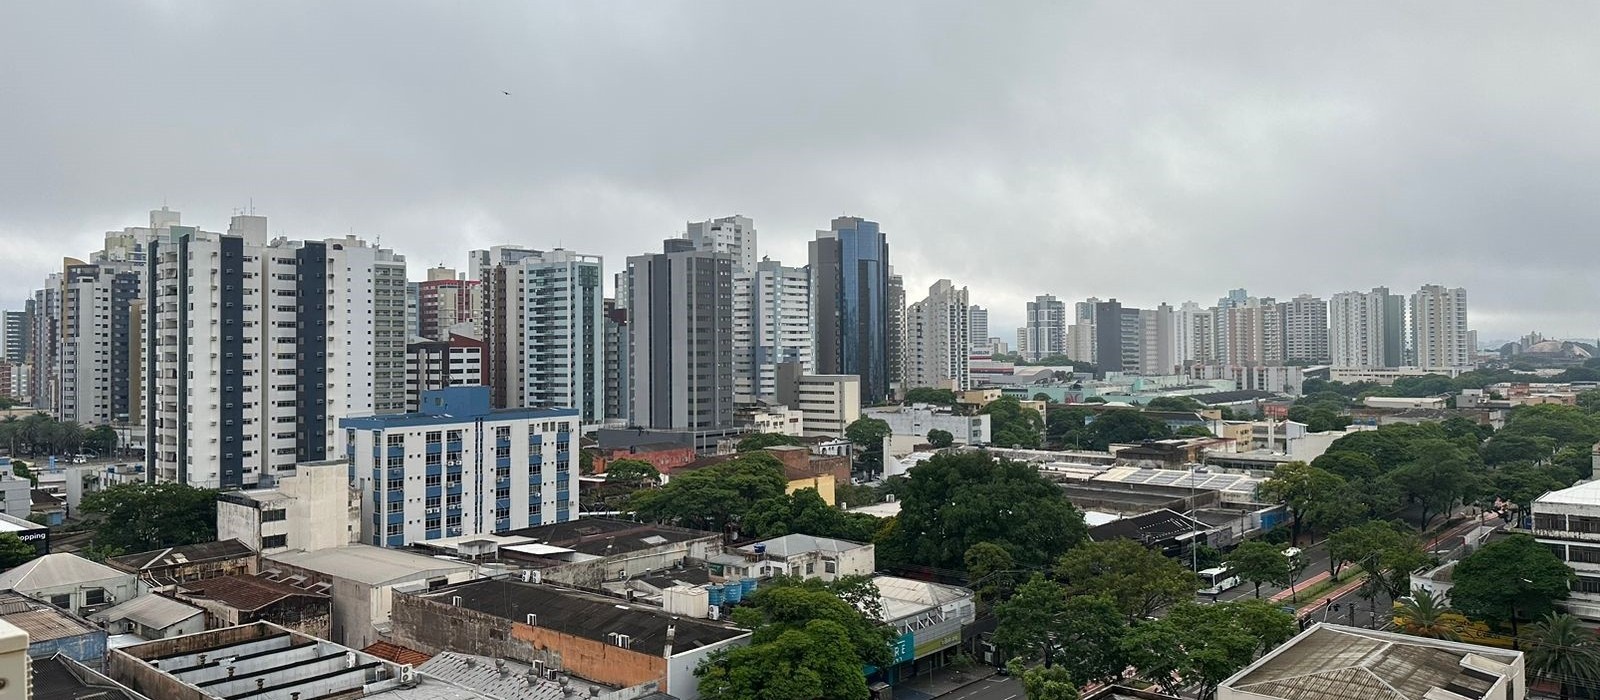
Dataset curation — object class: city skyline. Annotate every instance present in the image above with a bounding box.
[2,4,1598,338]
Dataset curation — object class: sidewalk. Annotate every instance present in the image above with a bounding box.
[894,665,1001,700]
[1296,574,1367,619]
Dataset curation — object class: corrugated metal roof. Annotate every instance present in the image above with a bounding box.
[0,553,130,592]
[90,594,203,630]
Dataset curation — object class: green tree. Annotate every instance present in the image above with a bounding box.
[1389,438,1483,527]
[1126,601,1292,698]
[845,417,892,473]
[963,542,1016,603]
[603,458,660,485]
[1174,425,1214,438]
[1523,612,1600,700]
[1082,410,1171,450]
[1225,541,1291,599]
[1008,662,1081,700]
[1055,539,1198,621]
[1325,521,1428,602]
[1395,587,1459,641]
[79,482,219,553]
[904,387,959,405]
[1256,461,1345,544]
[738,432,803,452]
[1052,594,1130,685]
[994,574,1066,662]
[833,481,880,509]
[1032,392,1053,404]
[630,454,787,532]
[698,576,895,700]
[0,532,38,569]
[981,396,1044,448]
[82,425,118,456]
[1491,462,1575,521]
[1451,534,1575,641]
[1145,396,1204,412]
[742,489,877,542]
[1310,450,1382,482]
[876,451,1087,570]
[1045,406,1094,449]
[1481,434,1555,466]
[926,429,954,448]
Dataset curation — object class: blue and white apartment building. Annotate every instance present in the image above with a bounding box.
[342,386,580,548]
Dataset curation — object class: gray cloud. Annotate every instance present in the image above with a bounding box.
[2,1,1597,341]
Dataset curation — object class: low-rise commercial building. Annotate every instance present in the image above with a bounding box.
[89,594,206,641]
[1217,623,1524,700]
[775,364,861,438]
[106,540,256,589]
[0,553,140,618]
[863,404,990,446]
[390,577,751,700]
[264,544,476,649]
[0,591,108,668]
[216,459,358,554]
[170,573,332,639]
[342,386,581,548]
[1530,480,1600,622]
[482,518,722,589]
[870,576,976,686]
[731,534,876,582]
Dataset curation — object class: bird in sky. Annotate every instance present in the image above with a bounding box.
[502,91,511,95]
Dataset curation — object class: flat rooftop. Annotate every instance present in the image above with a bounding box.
[1222,623,1521,700]
[415,578,748,656]
[108,539,255,573]
[497,518,717,559]
[266,545,474,586]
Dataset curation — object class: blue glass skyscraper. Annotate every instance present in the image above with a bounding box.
[809,217,892,403]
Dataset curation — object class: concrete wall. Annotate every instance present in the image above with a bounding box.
[14,572,140,618]
[216,499,264,551]
[666,634,750,700]
[391,594,671,691]
[534,535,722,590]
[25,629,108,668]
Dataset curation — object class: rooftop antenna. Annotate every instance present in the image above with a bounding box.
[249,198,255,216]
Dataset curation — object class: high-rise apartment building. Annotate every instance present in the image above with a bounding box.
[1066,298,1098,364]
[968,306,989,355]
[29,276,61,411]
[416,267,480,342]
[1281,294,1330,364]
[602,299,630,425]
[0,310,28,363]
[144,215,407,489]
[404,331,487,411]
[734,260,812,405]
[467,245,542,283]
[810,217,892,403]
[481,249,604,422]
[57,256,140,425]
[904,279,971,391]
[342,387,580,547]
[1411,285,1472,370]
[1023,295,1067,361]
[626,240,735,431]
[1329,287,1405,369]
[684,216,758,276]
[886,272,905,398]
[1138,303,1177,375]
[1092,299,1143,374]
[1174,301,1214,367]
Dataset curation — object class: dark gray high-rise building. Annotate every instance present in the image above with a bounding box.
[626,241,735,431]
[1092,299,1143,375]
[886,272,905,398]
[0,309,28,363]
[809,217,892,403]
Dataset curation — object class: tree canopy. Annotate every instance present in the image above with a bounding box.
[79,482,219,554]
[737,432,803,452]
[903,387,959,405]
[981,396,1043,448]
[926,429,954,448]
[697,576,895,700]
[1082,410,1171,450]
[743,488,878,543]
[1054,538,1198,620]
[0,533,38,569]
[629,454,788,533]
[875,451,1086,570]
[1124,600,1295,698]
[1257,461,1346,543]
[603,458,660,485]
[1225,541,1291,599]
[1451,534,1574,636]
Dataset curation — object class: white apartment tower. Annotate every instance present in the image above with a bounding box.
[1023,295,1067,361]
[1329,287,1406,369]
[145,215,407,490]
[968,306,989,354]
[735,259,812,405]
[904,280,971,391]
[684,215,758,277]
[1174,301,1215,367]
[1411,285,1472,371]
[481,249,605,422]
[1281,294,1330,364]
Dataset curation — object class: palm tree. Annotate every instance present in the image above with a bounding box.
[1523,612,1600,700]
[1395,587,1459,641]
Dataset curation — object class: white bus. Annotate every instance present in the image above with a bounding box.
[1198,567,1241,596]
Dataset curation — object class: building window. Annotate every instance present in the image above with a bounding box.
[805,562,814,575]
[262,534,288,549]
[262,509,287,523]
[83,589,106,606]
[50,594,70,609]
[1576,577,1600,595]
[426,474,441,488]
[387,434,404,447]
[1534,513,1565,531]
[825,560,837,574]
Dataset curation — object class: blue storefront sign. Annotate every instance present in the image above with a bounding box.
[891,631,915,664]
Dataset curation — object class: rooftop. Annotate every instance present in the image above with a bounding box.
[1089,508,1209,545]
[363,640,433,666]
[175,573,328,612]
[90,594,204,631]
[415,652,608,700]
[1222,623,1521,700]
[414,578,749,656]
[1534,479,1600,508]
[266,544,474,586]
[0,592,101,643]
[497,518,717,560]
[110,621,491,700]
[32,654,150,700]
[1093,466,1263,496]
[1191,390,1276,405]
[107,539,256,573]
[738,533,869,557]
[0,552,130,591]
[872,576,973,624]
[340,387,577,430]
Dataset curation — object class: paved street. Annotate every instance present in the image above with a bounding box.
[926,675,1021,700]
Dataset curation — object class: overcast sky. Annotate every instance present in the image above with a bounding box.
[2,2,1597,341]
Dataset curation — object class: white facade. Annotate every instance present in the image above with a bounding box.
[967,306,989,354]
[1329,287,1402,369]
[218,460,358,555]
[480,249,605,422]
[1139,303,1177,376]
[343,387,580,548]
[1411,284,1472,371]
[1281,294,1329,363]
[863,404,990,445]
[776,367,861,439]
[735,260,812,405]
[745,405,805,437]
[1531,481,1600,622]
[684,215,758,276]
[1174,301,1214,366]
[735,534,876,582]
[904,279,970,391]
[1023,295,1067,361]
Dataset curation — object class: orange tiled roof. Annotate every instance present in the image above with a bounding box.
[363,641,433,666]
